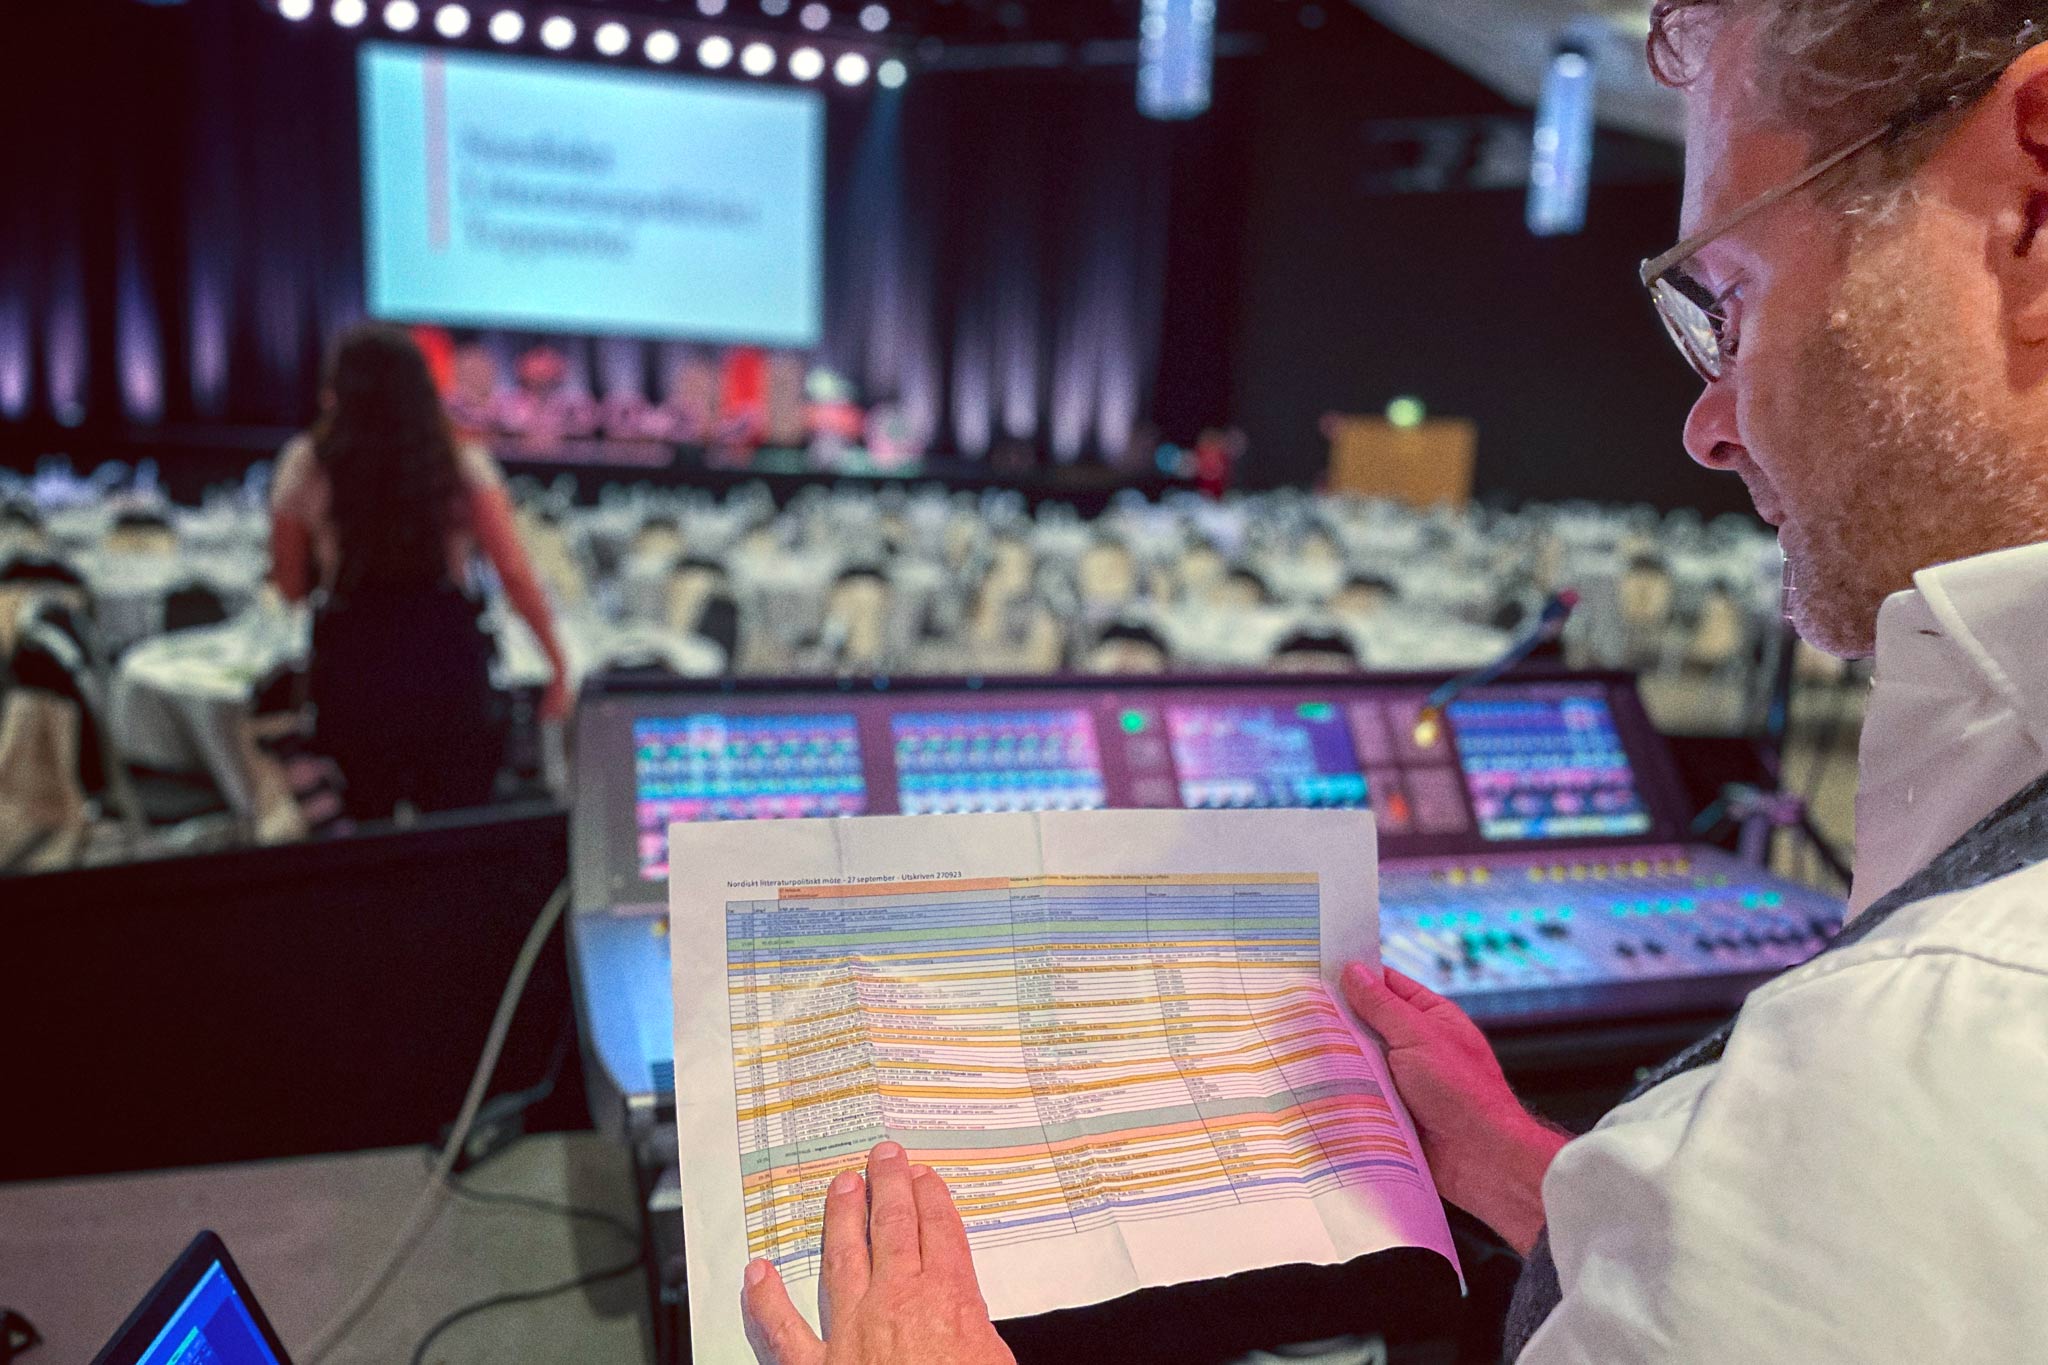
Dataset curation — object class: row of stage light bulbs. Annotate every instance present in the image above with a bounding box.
[274,0,909,87]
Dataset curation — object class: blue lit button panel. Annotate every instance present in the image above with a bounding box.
[891,708,1107,814]
[1379,845,1845,1022]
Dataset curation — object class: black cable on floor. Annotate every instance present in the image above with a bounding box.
[405,1255,643,1365]
[408,1138,645,1364]
[421,1141,641,1247]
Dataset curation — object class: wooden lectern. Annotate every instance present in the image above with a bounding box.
[1324,415,1477,509]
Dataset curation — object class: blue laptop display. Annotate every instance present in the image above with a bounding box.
[91,1232,291,1365]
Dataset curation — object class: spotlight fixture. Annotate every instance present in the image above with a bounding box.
[798,2,829,31]
[487,7,522,40]
[645,28,681,62]
[788,46,824,80]
[698,33,735,67]
[697,0,728,13]
[383,0,420,31]
[858,3,887,31]
[1138,0,1215,120]
[539,13,575,48]
[740,40,777,75]
[279,0,315,20]
[834,50,869,84]
[761,0,789,13]
[876,55,907,87]
[332,0,368,26]
[594,19,629,54]
[433,2,469,37]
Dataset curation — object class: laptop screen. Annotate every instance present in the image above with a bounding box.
[130,1262,283,1365]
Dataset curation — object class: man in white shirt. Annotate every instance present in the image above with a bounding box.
[737,4,2048,1362]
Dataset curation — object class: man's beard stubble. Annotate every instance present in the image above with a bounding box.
[1782,218,2048,657]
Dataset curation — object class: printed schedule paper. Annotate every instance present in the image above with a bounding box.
[668,808,1456,1363]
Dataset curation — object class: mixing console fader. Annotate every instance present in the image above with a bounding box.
[1381,845,1844,1025]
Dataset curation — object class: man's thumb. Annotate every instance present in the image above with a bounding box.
[741,1260,826,1365]
[1341,961,1426,1047]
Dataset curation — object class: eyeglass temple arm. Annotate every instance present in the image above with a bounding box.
[1638,123,1890,286]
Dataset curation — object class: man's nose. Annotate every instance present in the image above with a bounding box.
[1682,380,1742,470]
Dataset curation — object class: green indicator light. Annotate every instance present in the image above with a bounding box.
[1417,914,1434,930]
[1120,711,1148,734]
[1298,702,1335,721]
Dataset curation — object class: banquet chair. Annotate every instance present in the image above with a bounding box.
[1270,627,1363,674]
[4,599,234,864]
[162,581,231,634]
[632,516,687,563]
[105,508,178,557]
[1616,555,1677,670]
[0,502,48,559]
[0,554,89,658]
[1330,575,1399,622]
[1075,621,1171,675]
[694,592,741,666]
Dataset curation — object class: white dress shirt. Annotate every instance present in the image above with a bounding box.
[1521,541,2048,1363]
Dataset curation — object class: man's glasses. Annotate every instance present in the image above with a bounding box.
[1640,123,1888,382]
[1640,30,2035,383]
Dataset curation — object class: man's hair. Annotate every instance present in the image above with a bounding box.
[1648,1,2045,185]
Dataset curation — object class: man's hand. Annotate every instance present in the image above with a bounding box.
[1342,962,1568,1254]
[741,1141,1016,1365]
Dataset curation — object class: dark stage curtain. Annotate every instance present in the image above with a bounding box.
[1,0,1240,466]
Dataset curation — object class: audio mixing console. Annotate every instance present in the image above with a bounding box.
[573,670,1847,1131]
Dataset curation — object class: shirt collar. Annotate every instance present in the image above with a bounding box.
[1886,541,2048,754]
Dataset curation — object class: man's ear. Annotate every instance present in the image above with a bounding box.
[2002,50,2048,344]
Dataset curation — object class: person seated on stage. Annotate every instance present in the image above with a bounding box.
[659,350,723,446]
[445,342,505,440]
[271,324,568,821]
[736,4,2048,1362]
[500,344,598,451]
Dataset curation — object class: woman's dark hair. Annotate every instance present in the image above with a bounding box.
[312,323,463,592]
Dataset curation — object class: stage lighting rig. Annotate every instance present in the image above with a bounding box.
[486,6,522,40]
[1528,38,1596,236]
[698,0,729,14]
[645,27,681,62]
[433,2,470,37]
[789,45,825,79]
[858,3,887,32]
[332,0,368,28]
[698,33,735,67]
[383,0,420,31]
[594,18,630,53]
[740,39,778,74]
[538,12,575,48]
[876,55,906,87]
[279,0,314,20]
[834,50,869,85]
[799,3,829,31]
[1138,0,1214,120]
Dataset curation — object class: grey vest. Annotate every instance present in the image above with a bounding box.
[1502,766,2048,1360]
